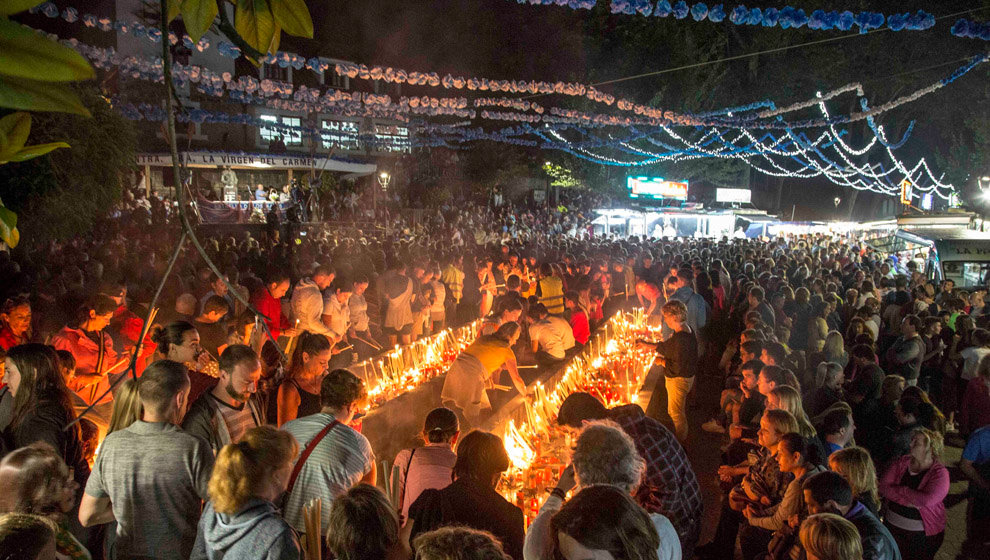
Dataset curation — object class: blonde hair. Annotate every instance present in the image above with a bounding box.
[829,447,879,510]
[208,426,298,514]
[769,386,816,438]
[661,299,688,322]
[913,427,944,461]
[107,378,142,435]
[763,409,799,437]
[799,513,863,560]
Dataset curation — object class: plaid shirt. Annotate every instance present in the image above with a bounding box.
[610,404,703,554]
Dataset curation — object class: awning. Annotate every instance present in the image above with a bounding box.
[136,151,377,175]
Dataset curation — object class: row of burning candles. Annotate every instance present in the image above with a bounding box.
[355,319,484,408]
[498,309,662,526]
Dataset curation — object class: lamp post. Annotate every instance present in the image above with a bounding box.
[377,170,391,230]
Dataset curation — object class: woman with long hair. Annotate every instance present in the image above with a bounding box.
[767,385,817,440]
[441,323,527,429]
[829,447,880,515]
[192,426,300,560]
[275,332,332,426]
[879,428,950,560]
[105,378,142,436]
[741,433,826,560]
[150,321,214,403]
[0,443,89,559]
[550,485,661,560]
[2,344,89,488]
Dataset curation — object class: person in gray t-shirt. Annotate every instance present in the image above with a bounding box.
[80,360,214,560]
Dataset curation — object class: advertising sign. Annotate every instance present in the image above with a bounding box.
[627,176,688,200]
[716,188,752,203]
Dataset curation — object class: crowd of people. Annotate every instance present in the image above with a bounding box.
[0,191,989,560]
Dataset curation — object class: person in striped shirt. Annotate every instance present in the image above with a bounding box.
[182,345,265,454]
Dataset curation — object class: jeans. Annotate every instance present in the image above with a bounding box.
[666,375,696,442]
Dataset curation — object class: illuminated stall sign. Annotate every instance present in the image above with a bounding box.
[716,188,752,203]
[627,176,688,200]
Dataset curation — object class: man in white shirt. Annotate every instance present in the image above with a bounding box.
[290,265,335,339]
[527,303,575,367]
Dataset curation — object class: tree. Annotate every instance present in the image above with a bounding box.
[0,86,138,243]
[0,0,98,247]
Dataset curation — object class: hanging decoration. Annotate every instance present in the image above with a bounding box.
[33,3,968,202]
[951,18,990,40]
[32,2,975,131]
[512,1,937,34]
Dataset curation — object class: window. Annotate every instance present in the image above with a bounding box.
[322,120,360,150]
[942,261,990,288]
[325,70,345,89]
[262,64,289,83]
[259,114,302,145]
[374,124,410,153]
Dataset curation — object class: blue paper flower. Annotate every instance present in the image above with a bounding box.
[673,1,689,19]
[887,13,906,32]
[708,3,725,22]
[778,6,794,29]
[836,10,855,31]
[690,2,708,21]
[729,5,748,25]
[809,9,826,30]
[761,7,778,27]
[654,0,672,17]
[791,8,808,28]
[823,10,839,29]
[746,7,762,25]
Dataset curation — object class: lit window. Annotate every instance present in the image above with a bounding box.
[259,114,302,145]
[374,124,410,153]
[322,120,360,150]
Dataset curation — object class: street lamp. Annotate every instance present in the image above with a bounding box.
[376,171,391,229]
[979,175,990,192]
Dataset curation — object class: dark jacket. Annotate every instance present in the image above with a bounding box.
[191,499,300,560]
[408,476,524,560]
[3,397,89,487]
[845,501,901,560]
[181,391,265,454]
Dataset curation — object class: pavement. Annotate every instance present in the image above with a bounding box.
[643,369,980,560]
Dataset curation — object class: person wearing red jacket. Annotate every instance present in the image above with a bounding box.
[0,296,31,351]
[249,270,297,343]
[565,291,590,346]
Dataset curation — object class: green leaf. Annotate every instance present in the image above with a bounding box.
[269,21,281,54]
[0,76,91,116]
[0,0,46,16]
[0,111,30,161]
[235,0,275,55]
[168,0,183,22]
[269,0,312,38]
[181,0,219,42]
[0,19,95,82]
[0,205,19,248]
[6,141,70,163]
